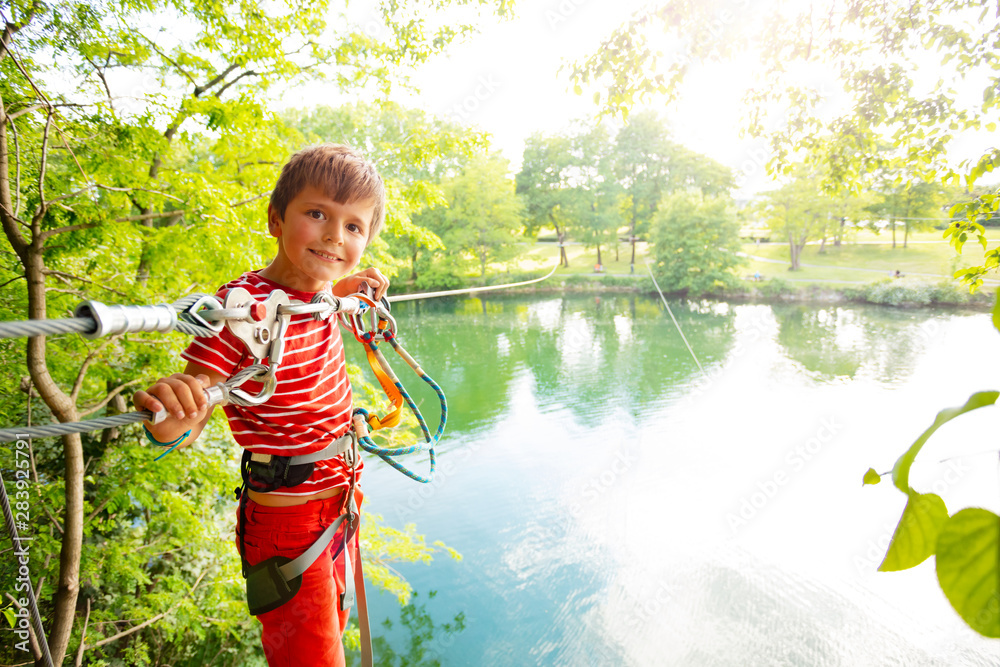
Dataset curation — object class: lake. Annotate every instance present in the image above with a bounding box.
[348,293,1000,666]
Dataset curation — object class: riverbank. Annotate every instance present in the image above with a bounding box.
[393,272,993,310]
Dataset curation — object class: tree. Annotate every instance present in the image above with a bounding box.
[432,155,524,278]
[756,169,831,272]
[650,191,743,296]
[0,1,509,664]
[613,110,733,272]
[567,122,620,268]
[569,0,1000,284]
[868,179,946,250]
[516,132,576,267]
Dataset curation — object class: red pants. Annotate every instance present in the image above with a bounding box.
[237,488,363,667]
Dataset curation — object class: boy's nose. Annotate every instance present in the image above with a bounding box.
[325,224,344,244]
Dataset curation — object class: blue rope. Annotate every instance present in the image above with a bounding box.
[355,336,448,484]
[144,425,191,461]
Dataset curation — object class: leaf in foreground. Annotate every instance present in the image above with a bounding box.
[879,492,948,572]
[936,508,1000,638]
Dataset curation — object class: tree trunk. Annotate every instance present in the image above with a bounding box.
[819,235,827,253]
[835,216,845,247]
[548,212,569,268]
[25,241,83,667]
[788,232,801,271]
[891,215,896,249]
[410,247,418,282]
[2,83,82,665]
[596,244,602,267]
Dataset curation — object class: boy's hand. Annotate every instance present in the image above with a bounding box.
[334,267,390,301]
[134,373,212,422]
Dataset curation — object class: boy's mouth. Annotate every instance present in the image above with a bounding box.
[310,249,341,262]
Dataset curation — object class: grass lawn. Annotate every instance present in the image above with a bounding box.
[742,238,993,285]
[500,230,997,289]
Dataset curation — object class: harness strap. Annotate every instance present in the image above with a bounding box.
[353,525,373,667]
[248,431,354,467]
[277,514,348,581]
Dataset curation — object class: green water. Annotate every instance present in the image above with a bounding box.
[349,294,1000,666]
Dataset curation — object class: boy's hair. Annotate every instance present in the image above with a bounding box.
[269,144,386,241]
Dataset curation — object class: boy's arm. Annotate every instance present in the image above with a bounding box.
[132,361,228,449]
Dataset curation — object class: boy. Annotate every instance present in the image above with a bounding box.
[133,144,388,666]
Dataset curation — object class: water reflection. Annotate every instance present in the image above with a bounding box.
[772,304,968,384]
[355,295,999,666]
[347,590,466,667]
[369,295,737,432]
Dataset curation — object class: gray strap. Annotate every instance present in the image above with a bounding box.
[341,527,355,610]
[278,514,347,581]
[287,433,353,465]
[354,520,373,667]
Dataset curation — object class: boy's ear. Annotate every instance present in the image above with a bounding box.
[266,205,282,238]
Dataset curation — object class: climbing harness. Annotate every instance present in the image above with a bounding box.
[0,261,555,665]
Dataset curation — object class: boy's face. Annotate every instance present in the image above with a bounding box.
[265,185,374,293]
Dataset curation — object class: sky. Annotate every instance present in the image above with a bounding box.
[276,0,773,197]
[277,0,997,199]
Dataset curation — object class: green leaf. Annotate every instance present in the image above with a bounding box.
[2,605,14,628]
[992,291,1000,333]
[863,468,881,485]
[879,492,948,571]
[936,508,1000,638]
[891,391,1000,493]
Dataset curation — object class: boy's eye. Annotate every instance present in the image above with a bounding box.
[308,210,325,220]
[347,223,361,233]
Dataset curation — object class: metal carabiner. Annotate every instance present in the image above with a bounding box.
[227,363,279,406]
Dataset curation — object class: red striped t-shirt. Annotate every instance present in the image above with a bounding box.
[182,271,363,496]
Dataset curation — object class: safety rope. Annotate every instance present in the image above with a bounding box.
[0,294,224,340]
[0,364,276,444]
[645,259,705,374]
[386,260,559,303]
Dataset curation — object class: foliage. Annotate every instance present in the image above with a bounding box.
[417,155,524,278]
[864,387,1000,637]
[841,279,988,308]
[515,130,579,267]
[569,0,1000,286]
[757,277,793,299]
[755,167,831,271]
[650,191,743,297]
[0,0,508,664]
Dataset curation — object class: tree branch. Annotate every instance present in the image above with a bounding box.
[31,108,53,231]
[138,34,198,88]
[3,594,43,662]
[95,184,183,202]
[73,597,91,667]
[0,273,24,288]
[0,88,28,260]
[43,269,128,298]
[70,337,118,402]
[80,379,141,417]
[214,69,258,98]
[7,100,21,217]
[229,192,269,208]
[83,569,209,651]
[115,210,185,223]
[194,63,240,97]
